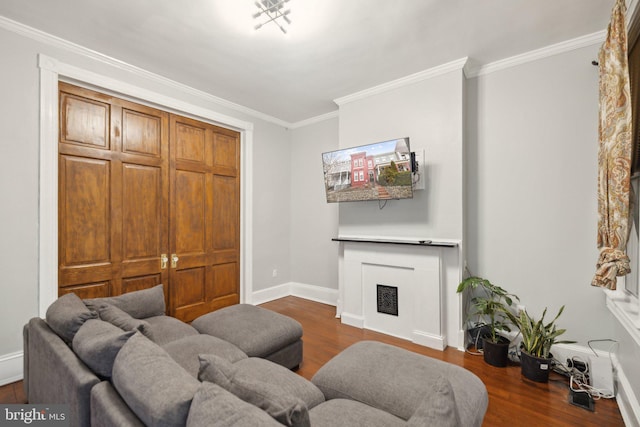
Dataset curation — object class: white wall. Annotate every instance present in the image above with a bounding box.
[337,68,465,241]
[290,119,339,290]
[469,42,640,422]
[251,121,293,292]
[0,24,291,363]
[466,45,613,344]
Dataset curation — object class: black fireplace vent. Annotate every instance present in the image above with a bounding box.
[377,284,398,316]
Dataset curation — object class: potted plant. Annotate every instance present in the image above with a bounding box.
[456,276,519,367]
[512,305,575,382]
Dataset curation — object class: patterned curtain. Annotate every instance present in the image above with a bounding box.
[592,0,633,290]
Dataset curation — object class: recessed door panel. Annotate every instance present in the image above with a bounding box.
[174,267,206,307]
[212,175,239,251]
[122,109,162,157]
[175,170,206,254]
[59,155,110,265]
[176,122,206,163]
[122,163,162,259]
[208,263,238,299]
[60,94,109,149]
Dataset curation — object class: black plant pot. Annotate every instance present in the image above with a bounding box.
[482,336,510,367]
[467,325,491,350]
[520,350,552,382]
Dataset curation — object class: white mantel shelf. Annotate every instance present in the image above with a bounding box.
[332,237,458,247]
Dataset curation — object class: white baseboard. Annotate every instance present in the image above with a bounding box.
[412,330,446,351]
[340,313,365,328]
[252,283,292,305]
[252,282,338,307]
[289,282,338,306]
[613,354,640,427]
[0,351,23,387]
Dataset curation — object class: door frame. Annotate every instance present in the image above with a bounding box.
[38,54,254,316]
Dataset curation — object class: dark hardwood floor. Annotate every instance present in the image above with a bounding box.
[1,296,624,426]
[260,297,624,427]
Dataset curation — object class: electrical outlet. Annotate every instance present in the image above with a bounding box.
[272,268,278,278]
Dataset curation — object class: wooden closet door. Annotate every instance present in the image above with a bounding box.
[170,115,240,322]
[58,83,169,300]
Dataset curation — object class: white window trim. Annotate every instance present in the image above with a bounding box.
[604,283,640,346]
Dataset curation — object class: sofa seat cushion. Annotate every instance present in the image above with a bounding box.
[309,399,406,427]
[187,382,282,427]
[162,334,247,378]
[84,284,166,319]
[198,354,310,427]
[233,357,325,409]
[143,315,199,345]
[311,341,488,426]
[46,292,98,344]
[112,332,200,427]
[192,304,302,358]
[72,319,135,378]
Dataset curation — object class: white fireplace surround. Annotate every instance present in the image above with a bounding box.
[337,239,462,351]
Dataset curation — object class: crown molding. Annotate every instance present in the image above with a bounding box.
[334,57,469,106]
[0,15,291,128]
[289,110,339,129]
[466,30,606,78]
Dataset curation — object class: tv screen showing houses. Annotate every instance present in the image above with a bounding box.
[322,138,413,203]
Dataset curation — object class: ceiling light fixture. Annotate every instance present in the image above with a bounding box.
[253,0,291,34]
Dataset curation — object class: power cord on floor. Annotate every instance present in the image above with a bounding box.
[552,355,615,400]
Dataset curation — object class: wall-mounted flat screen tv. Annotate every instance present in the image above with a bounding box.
[322,137,413,203]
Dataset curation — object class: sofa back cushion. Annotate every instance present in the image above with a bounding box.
[72,319,135,378]
[142,315,199,345]
[162,335,247,378]
[198,353,310,427]
[233,358,325,410]
[187,382,282,427]
[46,292,98,344]
[96,304,152,336]
[84,284,165,319]
[112,332,200,427]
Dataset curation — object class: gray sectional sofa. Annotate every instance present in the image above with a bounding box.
[23,285,488,426]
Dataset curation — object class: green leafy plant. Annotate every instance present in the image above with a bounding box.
[512,305,575,359]
[456,276,519,344]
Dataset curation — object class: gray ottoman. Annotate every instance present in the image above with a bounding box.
[192,304,303,369]
[311,341,488,427]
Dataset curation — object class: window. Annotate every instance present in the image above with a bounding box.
[368,160,373,168]
[359,158,363,167]
[353,160,358,168]
[353,173,358,182]
[359,171,364,181]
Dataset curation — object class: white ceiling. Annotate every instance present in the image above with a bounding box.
[0,0,620,124]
